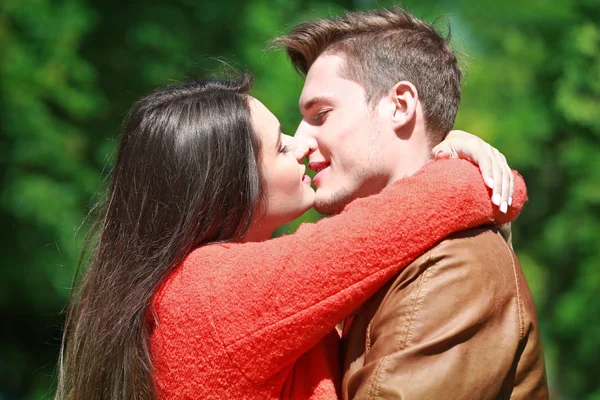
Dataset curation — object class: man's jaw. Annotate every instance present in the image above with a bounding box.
[314,185,353,215]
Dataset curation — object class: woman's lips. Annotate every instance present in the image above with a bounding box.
[301,165,312,184]
[312,166,330,186]
[308,161,330,187]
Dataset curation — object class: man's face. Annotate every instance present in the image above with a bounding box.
[295,54,391,214]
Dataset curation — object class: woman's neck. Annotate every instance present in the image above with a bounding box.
[240,223,275,243]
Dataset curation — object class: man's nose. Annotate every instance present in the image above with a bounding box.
[293,121,318,160]
[292,136,318,162]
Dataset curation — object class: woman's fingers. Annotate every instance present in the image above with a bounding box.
[496,149,511,213]
[434,148,453,159]
[508,171,514,206]
[433,130,513,211]
[476,144,495,190]
[432,141,456,159]
[433,139,496,190]
[489,147,503,208]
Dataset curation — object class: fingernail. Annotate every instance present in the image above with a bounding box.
[508,196,513,206]
[500,201,508,213]
[435,149,451,159]
[484,177,494,189]
[492,193,501,206]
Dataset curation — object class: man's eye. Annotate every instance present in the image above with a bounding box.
[314,110,329,124]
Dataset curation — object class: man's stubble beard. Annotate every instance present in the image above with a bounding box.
[314,162,389,215]
[314,183,357,215]
[315,121,388,215]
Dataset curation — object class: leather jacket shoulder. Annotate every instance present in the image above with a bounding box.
[341,227,548,400]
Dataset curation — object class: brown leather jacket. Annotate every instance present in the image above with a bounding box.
[341,227,548,400]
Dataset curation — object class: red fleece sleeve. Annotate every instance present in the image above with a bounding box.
[193,159,527,383]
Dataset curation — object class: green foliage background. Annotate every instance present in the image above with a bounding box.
[0,0,598,398]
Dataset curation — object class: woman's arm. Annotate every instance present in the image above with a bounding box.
[193,159,527,382]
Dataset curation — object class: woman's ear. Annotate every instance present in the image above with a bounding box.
[390,81,418,130]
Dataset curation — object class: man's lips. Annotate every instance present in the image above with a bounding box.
[308,161,330,173]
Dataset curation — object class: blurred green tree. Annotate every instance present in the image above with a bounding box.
[1,1,103,398]
[451,1,600,398]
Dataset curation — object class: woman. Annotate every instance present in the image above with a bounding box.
[55,75,525,400]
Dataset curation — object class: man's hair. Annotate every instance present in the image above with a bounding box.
[272,7,462,144]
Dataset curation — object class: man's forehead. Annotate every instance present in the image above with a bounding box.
[299,55,347,109]
[300,69,369,112]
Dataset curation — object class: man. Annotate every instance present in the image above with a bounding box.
[276,7,548,399]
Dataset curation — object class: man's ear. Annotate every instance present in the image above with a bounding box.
[390,81,418,130]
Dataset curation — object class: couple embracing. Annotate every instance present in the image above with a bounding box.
[56,7,548,400]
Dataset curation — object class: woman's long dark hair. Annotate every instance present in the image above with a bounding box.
[55,75,264,399]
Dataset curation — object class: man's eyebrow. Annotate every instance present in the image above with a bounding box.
[300,96,334,113]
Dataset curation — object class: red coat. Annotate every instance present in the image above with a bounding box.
[150,160,526,400]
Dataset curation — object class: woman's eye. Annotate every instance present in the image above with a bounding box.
[280,145,291,154]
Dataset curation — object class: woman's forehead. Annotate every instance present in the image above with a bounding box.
[249,97,281,145]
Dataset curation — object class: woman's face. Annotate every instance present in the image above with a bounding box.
[249,97,314,230]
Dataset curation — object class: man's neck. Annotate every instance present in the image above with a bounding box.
[382,118,432,186]
[387,146,432,186]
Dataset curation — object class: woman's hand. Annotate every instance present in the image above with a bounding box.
[432,130,513,213]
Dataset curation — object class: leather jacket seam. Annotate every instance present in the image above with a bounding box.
[397,252,435,351]
[396,284,417,350]
[367,355,389,399]
[366,320,372,352]
[499,233,524,340]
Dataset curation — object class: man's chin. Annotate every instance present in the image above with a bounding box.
[314,190,352,215]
